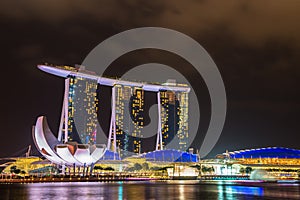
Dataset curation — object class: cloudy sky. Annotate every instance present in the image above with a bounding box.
[0,0,299,158]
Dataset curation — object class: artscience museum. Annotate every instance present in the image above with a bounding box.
[33,116,106,167]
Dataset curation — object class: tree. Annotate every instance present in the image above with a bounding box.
[158,166,173,171]
[142,162,149,170]
[94,166,104,170]
[10,166,17,174]
[202,166,214,174]
[245,167,252,175]
[208,166,215,174]
[104,166,114,171]
[239,167,245,175]
[125,167,135,172]
[201,166,208,174]
[191,164,201,171]
[134,163,142,171]
[150,166,160,171]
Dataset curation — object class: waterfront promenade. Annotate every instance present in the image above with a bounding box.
[0,172,167,183]
[0,173,251,183]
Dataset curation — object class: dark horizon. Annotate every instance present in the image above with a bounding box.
[0,1,299,158]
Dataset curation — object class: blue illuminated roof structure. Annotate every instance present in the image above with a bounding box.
[225,147,300,159]
[137,149,198,162]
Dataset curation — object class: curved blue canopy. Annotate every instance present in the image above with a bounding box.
[225,147,300,159]
[138,149,198,162]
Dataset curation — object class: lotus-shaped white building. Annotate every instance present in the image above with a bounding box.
[33,116,106,166]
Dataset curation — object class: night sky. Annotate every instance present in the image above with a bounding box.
[0,0,299,158]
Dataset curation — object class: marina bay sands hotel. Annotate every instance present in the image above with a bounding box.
[37,64,190,159]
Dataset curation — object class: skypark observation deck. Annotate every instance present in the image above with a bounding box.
[38,64,190,93]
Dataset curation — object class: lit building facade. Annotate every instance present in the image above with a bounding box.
[66,76,99,145]
[115,85,144,156]
[113,86,189,157]
[199,147,300,180]
[160,90,189,151]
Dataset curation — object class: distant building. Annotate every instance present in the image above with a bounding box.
[203,147,300,180]
[218,147,300,160]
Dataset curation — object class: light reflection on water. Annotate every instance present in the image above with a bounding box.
[0,181,300,200]
[118,184,123,200]
[217,185,264,200]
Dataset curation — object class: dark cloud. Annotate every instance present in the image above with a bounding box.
[1,0,300,46]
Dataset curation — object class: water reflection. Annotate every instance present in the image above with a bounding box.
[118,184,123,200]
[0,181,299,200]
[218,184,264,199]
[178,184,185,200]
[26,182,123,200]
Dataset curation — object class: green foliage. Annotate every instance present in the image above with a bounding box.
[10,166,17,173]
[201,166,214,173]
[149,166,160,171]
[93,166,114,171]
[125,163,146,172]
[134,163,143,171]
[10,166,21,174]
[104,166,114,171]
[190,164,201,170]
[158,166,173,171]
[142,162,149,170]
[245,166,252,174]
[239,167,245,174]
[125,167,135,172]
[93,166,104,170]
